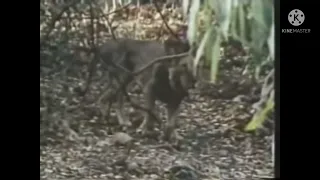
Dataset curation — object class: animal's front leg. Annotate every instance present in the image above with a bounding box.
[138,83,156,134]
[163,103,181,141]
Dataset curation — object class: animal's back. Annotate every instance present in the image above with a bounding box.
[99,38,166,70]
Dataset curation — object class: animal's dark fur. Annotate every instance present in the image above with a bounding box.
[140,59,195,140]
[90,38,194,140]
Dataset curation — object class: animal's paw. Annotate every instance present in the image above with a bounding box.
[137,120,158,137]
[163,126,183,142]
[137,120,150,134]
[118,118,132,127]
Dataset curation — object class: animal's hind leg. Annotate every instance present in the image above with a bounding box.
[115,91,132,126]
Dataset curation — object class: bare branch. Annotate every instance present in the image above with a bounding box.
[132,52,189,76]
[40,0,80,46]
[153,1,181,41]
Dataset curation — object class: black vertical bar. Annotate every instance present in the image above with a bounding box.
[279,1,319,179]
[274,0,280,178]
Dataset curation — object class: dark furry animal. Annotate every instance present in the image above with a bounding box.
[87,38,194,140]
[140,57,195,140]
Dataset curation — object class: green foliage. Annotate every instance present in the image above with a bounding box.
[187,0,200,45]
[185,0,274,132]
[209,28,221,83]
[192,25,212,77]
[245,90,274,131]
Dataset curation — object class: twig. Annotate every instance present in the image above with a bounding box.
[153,2,180,41]
[104,2,132,17]
[80,2,98,98]
[91,1,118,40]
[40,0,79,46]
[132,52,189,75]
[75,1,125,98]
[89,2,96,49]
[72,2,132,19]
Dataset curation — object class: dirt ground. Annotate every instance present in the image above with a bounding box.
[40,53,274,180]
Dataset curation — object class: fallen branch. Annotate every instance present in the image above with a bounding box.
[40,0,79,46]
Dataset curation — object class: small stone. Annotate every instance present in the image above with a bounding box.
[106,173,114,177]
[150,174,159,178]
[127,162,139,171]
[115,175,123,179]
[219,149,229,156]
[111,132,133,145]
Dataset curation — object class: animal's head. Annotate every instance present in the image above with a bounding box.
[169,62,196,93]
[164,38,190,55]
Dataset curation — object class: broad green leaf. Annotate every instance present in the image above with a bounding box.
[212,0,233,40]
[238,5,246,41]
[193,26,213,77]
[231,0,239,8]
[187,0,200,46]
[250,0,273,52]
[207,0,215,10]
[205,31,214,66]
[264,1,274,28]
[203,0,209,7]
[230,4,238,39]
[245,90,274,131]
[210,30,221,83]
[203,4,214,66]
[203,1,212,29]
[268,16,274,60]
[251,0,266,29]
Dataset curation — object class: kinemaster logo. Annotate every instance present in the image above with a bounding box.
[282,9,311,34]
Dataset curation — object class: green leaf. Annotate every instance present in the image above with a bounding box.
[182,0,190,16]
[249,0,273,52]
[230,4,239,39]
[212,0,233,40]
[203,6,214,66]
[245,90,274,131]
[205,32,214,66]
[251,0,267,29]
[207,0,215,11]
[268,18,274,60]
[238,5,246,41]
[210,29,221,83]
[193,26,213,77]
[187,0,200,46]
